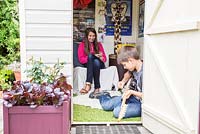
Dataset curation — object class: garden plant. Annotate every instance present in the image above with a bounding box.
[3,58,72,108]
[0,0,20,69]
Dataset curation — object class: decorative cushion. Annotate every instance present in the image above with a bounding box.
[73,42,84,67]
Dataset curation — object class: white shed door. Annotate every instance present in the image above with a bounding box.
[142,0,200,134]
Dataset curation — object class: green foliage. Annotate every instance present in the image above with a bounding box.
[0,0,20,69]
[0,68,15,91]
[3,75,72,108]
[25,58,65,84]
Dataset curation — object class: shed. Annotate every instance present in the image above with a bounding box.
[19,0,200,133]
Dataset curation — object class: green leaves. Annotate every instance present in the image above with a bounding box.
[25,58,65,84]
[0,69,15,91]
[3,75,72,108]
[0,0,19,69]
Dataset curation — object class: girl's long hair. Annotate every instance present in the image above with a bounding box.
[84,28,99,55]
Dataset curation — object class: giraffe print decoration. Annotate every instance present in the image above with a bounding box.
[111,0,128,54]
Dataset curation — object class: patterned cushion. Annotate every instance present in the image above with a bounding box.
[73,42,84,67]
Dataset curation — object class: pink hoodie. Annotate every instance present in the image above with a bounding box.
[78,42,107,64]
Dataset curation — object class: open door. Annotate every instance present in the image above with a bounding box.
[72,0,142,124]
[142,0,200,134]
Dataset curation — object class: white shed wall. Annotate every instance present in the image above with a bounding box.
[20,0,73,84]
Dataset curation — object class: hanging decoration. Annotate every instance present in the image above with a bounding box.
[73,0,92,9]
[97,0,107,43]
[111,0,128,54]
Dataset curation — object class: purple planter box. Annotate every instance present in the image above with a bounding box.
[3,101,71,134]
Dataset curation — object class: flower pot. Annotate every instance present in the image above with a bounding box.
[14,71,21,81]
[3,100,71,134]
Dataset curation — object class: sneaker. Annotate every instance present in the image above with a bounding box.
[89,91,95,99]
[89,91,110,99]
[95,91,111,99]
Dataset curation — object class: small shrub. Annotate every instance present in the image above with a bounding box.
[25,58,65,84]
[0,0,20,69]
[0,69,15,91]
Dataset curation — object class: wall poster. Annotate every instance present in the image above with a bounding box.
[73,1,95,44]
[105,0,132,36]
[138,0,145,38]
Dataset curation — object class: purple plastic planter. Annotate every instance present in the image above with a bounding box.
[3,101,71,134]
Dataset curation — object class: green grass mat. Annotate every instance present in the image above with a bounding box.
[73,104,141,122]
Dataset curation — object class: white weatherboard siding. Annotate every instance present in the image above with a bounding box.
[20,0,73,84]
[143,0,200,134]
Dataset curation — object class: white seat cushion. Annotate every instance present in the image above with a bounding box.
[73,66,119,93]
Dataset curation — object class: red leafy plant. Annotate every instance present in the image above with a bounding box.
[3,75,72,108]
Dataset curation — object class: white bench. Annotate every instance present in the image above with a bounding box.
[73,66,119,93]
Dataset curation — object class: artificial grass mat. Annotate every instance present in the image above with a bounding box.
[73,104,141,122]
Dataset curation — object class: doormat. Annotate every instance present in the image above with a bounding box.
[76,125,141,134]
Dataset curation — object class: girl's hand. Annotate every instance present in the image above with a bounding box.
[95,53,103,61]
[95,53,102,58]
[94,54,101,58]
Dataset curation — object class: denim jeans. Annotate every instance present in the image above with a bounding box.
[84,54,105,89]
[98,94,141,118]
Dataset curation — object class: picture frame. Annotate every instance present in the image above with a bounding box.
[105,0,132,36]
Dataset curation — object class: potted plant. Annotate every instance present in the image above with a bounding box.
[25,57,64,84]
[7,61,21,81]
[13,61,21,81]
[3,58,72,134]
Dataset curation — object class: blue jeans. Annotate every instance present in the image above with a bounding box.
[98,94,141,118]
[84,54,105,89]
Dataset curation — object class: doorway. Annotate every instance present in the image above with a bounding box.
[72,0,145,123]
